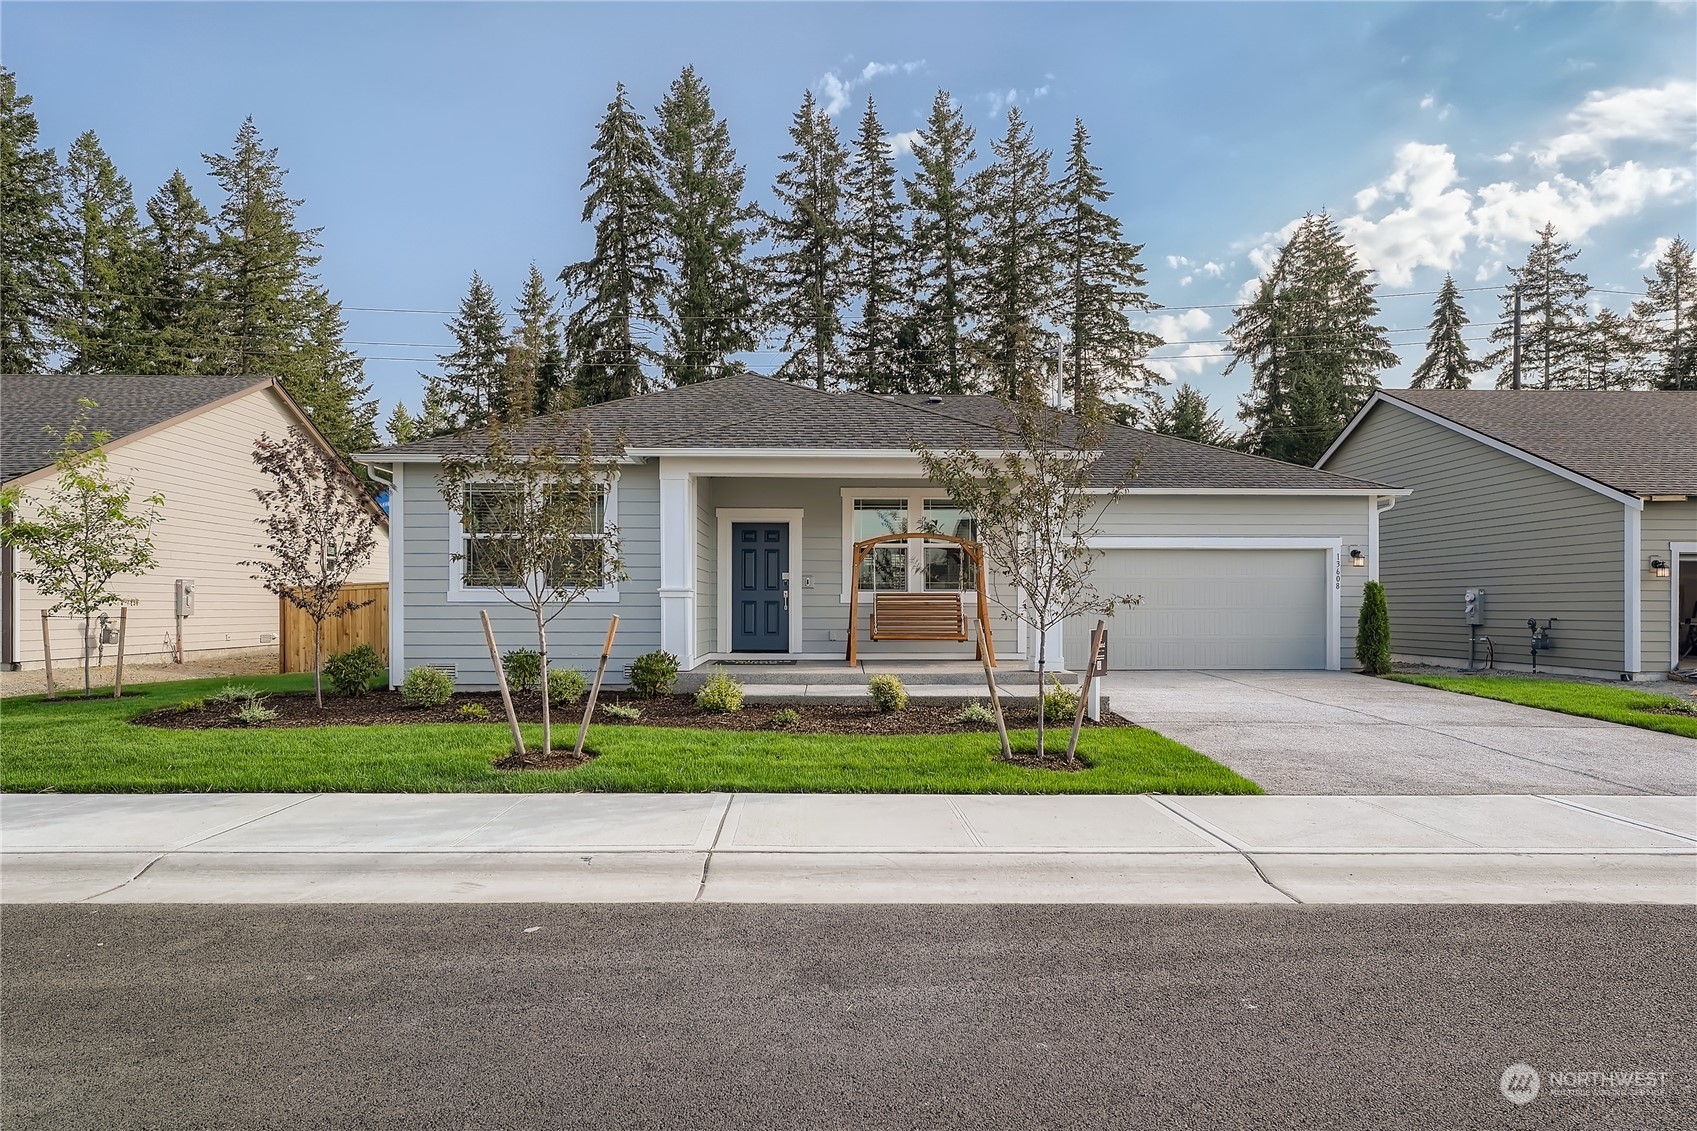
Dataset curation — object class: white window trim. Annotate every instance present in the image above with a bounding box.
[838,487,982,604]
[715,508,806,655]
[446,473,620,605]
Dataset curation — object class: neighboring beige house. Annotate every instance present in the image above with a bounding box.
[1321,389,1697,680]
[2,375,389,673]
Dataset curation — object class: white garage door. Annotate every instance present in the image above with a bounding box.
[1065,548,1329,670]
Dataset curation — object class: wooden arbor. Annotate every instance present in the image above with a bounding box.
[846,533,996,667]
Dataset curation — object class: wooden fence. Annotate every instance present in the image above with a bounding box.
[279,584,389,673]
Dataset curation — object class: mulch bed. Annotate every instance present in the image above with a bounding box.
[135,687,1124,737]
[493,748,599,772]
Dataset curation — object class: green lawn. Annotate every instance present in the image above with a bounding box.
[0,674,1260,795]
[1387,673,1697,740]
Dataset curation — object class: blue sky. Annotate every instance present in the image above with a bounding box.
[6,2,1694,423]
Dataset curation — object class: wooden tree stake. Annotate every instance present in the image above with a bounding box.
[980,641,1011,761]
[40,611,55,699]
[480,609,524,757]
[573,615,620,759]
[1065,620,1106,766]
[112,607,128,699]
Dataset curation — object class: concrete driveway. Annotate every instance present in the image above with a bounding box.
[1103,670,1697,795]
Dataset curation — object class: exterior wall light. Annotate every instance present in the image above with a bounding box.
[1650,557,1671,579]
[1348,549,1366,567]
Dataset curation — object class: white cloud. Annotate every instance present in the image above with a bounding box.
[982,83,1052,119]
[1527,79,1697,168]
[1419,93,1435,111]
[814,59,925,117]
[1638,236,1675,270]
[1142,309,1216,381]
[888,128,923,158]
[1473,161,1695,245]
[1340,142,1475,285]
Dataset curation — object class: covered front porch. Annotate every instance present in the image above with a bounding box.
[652,456,1056,675]
[674,659,1079,699]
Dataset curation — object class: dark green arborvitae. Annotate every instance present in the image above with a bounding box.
[761,89,848,390]
[56,131,146,372]
[652,67,760,386]
[561,83,667,405]
[1226,213,1395,465]
[1355,580,1392,675]
[1148,383,1232,446]
[1409,274,1485,389]
[1,69,69,373]
[429,272,508,430]
[844,97,906,394]
[1485,223,1590,389]
[970,107,1058,401]
[903,90,977,394]
[1632,235,1695,391]
[134,170,218,374]
[511,265,568,415]
[1054,118,1162,413]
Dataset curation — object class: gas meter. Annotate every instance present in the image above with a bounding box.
[175,578,196,618]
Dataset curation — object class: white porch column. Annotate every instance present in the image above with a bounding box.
[657,469,696,668]
[1032,620,1065,673]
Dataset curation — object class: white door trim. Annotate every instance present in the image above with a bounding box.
[1671,541,1697,671]
[1625,504,1642,674]
[717,508,806,656]
[1081,537,1343,671]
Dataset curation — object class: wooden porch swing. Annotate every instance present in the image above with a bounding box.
[846,532,997,667]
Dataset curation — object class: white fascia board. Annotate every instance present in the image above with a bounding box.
[629,447,1008,460]
[1320,392,1644,510]
[1081,486,1412,496]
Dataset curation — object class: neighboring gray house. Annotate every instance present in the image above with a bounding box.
[1321,389,1697,680]
[357,374,1403,688]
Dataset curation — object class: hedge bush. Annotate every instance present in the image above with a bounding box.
[625,650,681,698]
[1356,580,1392,675]
[400,665,454,708]
[324,644,384,698]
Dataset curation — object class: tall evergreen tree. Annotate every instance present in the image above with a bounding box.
[1226,213,1396,464]
[1579,308,1647,390]
[56,131,146,372]
[652,66,760,385]
[970,107,1059,400]
[1147,383,1231,446]
[429,272,508,430]
[1632,235,1695,391]
[385,401,417,446]
[292,288,378,454]
[902,90,977,394]
[1053,118,1161,412]
[843,97,906,393]
[761,90,848,389]
[561,83,667,405]
[511,264,568,415]
[1485,222,1590,389]
[1,68,68,373]
[134,170,217,374]
[416,382,453,438]
[1409,274,1485,389]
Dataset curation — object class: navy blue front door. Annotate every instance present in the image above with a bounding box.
[732,522,790,652]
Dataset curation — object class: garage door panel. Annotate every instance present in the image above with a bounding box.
[1067,548,1328,670]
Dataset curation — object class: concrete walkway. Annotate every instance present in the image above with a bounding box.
[4,792,1692,904]
[1102,670,1697,795]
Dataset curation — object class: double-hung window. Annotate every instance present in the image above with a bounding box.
[920,499,978,592]
[456,479,615,597]
[853,497,909,592]
[845,491,977,597]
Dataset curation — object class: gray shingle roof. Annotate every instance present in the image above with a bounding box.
[362,374,1395,491]
[1376,389,1697,496]
[2,375,270,482]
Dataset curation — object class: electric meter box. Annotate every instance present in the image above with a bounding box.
[1464,588,1485,626]
[175,578,196,618]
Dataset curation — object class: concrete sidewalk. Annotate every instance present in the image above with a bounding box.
[3,792,1693,905]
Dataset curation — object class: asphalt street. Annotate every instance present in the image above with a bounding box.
[4,905,1693,1130]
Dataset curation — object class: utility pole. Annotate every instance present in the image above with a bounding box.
[1510,284,1522,391]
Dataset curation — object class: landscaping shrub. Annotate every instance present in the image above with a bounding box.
[1042,678,1080,723]
[207,683,263,709]
[400,665,454,708]
[625,650,681,698]
[502,649,543,693]
[324,644,384,698]
[546,668,588,707]
[602,703,642,722]
[695,671,745,713]
[769,706,801,729]
[230,698,278,726]
[455,702,491,721]
[868,673,908,712]
[1356,580,1392,675]
[952,701,996,726]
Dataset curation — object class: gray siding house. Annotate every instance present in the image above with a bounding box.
[359,374,1403,688]
[1321,389,1697,680]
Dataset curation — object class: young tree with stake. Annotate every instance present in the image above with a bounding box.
[916,394,1138,763]
[1,403,163,697]
[436,423,626,756]
[244,429,381,708]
